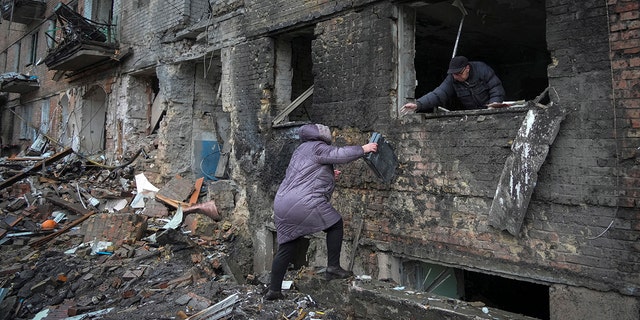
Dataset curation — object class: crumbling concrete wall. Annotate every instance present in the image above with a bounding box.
[1,0,638,318]
[155,63,196,178]
[210,1,640,319]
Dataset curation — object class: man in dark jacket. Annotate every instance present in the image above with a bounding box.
[401,56,505,113]
[265,124,378,300]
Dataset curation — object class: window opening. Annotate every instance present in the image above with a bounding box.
[13,43,21,72]
[402,260,550,319]
[28,32,38,66]
[398,0,550,114]
[273,29,315,127]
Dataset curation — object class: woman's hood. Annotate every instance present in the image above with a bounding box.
[298,124,332,144]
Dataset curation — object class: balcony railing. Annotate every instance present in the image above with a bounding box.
[0,0,46,25]
[43,2,124,72]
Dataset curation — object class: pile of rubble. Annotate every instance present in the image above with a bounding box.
[0,149,352,319]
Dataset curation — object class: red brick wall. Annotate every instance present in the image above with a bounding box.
[608,0,640,208]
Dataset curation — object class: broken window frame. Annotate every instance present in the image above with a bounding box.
[395,2,549,118]
[272,29,315,128]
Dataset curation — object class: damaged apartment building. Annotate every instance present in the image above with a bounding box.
[0,0,638,319]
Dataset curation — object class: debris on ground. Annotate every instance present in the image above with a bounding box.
[0,150,352,320]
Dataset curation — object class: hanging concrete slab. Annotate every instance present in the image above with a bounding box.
[489,102,567,236]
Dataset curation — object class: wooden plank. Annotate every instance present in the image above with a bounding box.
[271,85,313,126]
[214,143,231,179]
[189,177,204,205]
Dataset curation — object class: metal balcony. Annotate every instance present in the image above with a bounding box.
[0,0,46,25]
[43,3,126,73]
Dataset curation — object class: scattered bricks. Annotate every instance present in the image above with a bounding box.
[210,257,221,269]
[81,213,147,243]
[122,289,136,299]
[111,277,122,289]
[115,245,134,258]
[122,268,145,280]
[191,252,203,264]
[9,183,31,199]
[152,282,169,290]
[141,198,169,217]
[156,176,195,203]
[184,292,212,311]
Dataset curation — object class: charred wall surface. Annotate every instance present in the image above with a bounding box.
[231,0,639,319]
[1,0,638,319]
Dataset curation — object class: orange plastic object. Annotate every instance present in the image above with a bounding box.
[41,219,57,230]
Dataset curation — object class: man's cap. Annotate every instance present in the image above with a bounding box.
[447,56,468,74]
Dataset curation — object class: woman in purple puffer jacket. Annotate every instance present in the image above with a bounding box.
[265,123,378,300]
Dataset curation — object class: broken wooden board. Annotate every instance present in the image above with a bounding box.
[489,103,567,236]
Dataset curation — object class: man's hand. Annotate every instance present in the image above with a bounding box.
[486,102,507,109]
[401,103,417,115]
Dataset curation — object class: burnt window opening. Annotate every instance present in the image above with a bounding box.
[397,0,550,114]
[402,261,550,319]
[272,28,315,127]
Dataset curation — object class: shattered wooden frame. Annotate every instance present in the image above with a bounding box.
[272,85,313,127]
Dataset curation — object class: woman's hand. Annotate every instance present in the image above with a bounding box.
[362,143,378,154]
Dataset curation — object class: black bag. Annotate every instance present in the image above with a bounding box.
[363,132,398,184]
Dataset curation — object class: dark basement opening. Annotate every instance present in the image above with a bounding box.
[464,270,550,320]
[403,260,550,319]
[411,0,550,110]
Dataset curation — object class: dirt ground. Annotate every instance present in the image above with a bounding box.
[0,152,353,320]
